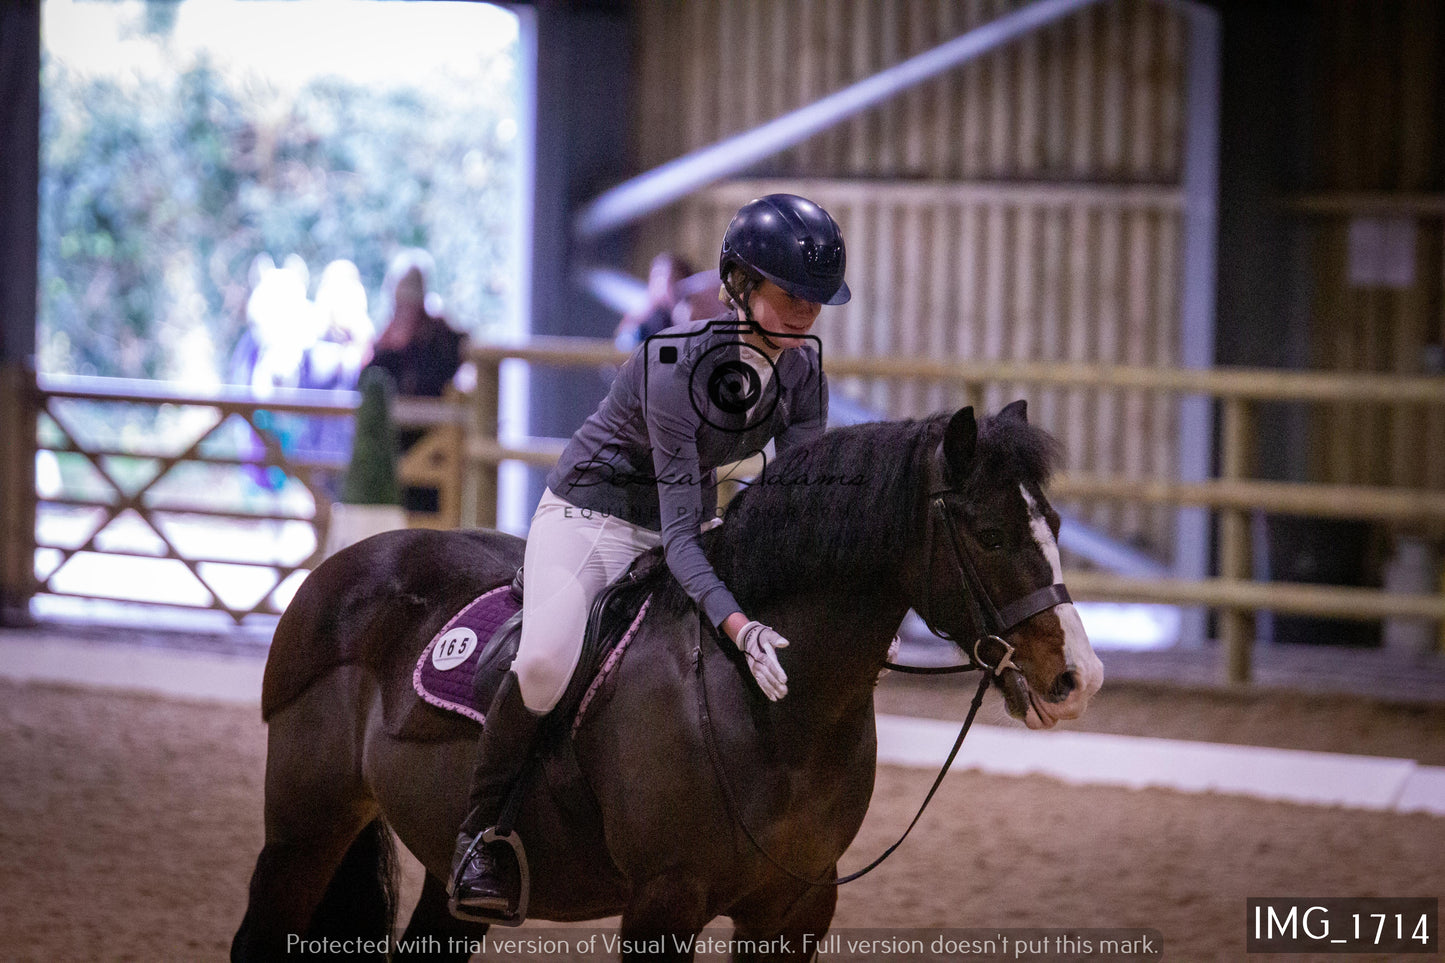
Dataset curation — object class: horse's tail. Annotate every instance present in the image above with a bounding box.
[305,819,398,954]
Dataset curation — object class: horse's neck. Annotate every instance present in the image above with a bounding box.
[755,586,909,723]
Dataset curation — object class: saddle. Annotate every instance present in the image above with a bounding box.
[405,548,666,738]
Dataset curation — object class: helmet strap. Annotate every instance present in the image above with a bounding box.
[722,270,784,353]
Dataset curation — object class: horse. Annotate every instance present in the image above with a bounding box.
[231,401,1103,962]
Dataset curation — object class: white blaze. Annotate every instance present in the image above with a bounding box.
[1021,485,1104,705]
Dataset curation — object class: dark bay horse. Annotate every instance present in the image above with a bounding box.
[232,402,1103,962]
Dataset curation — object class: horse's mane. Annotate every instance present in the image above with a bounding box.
[686,409,1062,612]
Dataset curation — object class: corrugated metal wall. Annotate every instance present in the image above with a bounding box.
[1305,0,1445,491]
[630,0,1189,557]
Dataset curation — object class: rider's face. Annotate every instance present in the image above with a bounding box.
[747,279,822,351]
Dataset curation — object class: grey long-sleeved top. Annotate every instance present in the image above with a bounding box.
[544,316,828,628]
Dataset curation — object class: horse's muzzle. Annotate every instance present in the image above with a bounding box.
[997,667,1033,722]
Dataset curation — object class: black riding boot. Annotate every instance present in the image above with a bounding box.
[449,670,542,915]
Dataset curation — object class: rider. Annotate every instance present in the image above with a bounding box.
[449,194,851,917]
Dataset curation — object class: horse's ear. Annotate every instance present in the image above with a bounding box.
[1000,399,1028,424]
[943,406,977,478]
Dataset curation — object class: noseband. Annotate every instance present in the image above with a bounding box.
[908,448,1072,676]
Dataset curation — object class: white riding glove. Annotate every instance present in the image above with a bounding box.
[876,634,902,685]
[735,620,789,701]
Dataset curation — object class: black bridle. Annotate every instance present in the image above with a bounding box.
[902,447,1072,677]
[696,444,1075,889]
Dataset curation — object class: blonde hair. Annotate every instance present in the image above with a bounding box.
[719,265,761,314]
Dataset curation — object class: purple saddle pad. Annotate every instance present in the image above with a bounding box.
[412,583,656,732]
[413,585,520,725]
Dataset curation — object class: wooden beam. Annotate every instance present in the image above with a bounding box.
[699,176,1184,209]
[1051,474,1445,523]
[574,0,1110,238]
[466,339,1445,404]
[1067,572,1445,622]
[0,365,37,624]
[0,1,40,625]
[1284,192,1445,216]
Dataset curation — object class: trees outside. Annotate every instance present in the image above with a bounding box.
[38,0,521,384]
[31,2,524,621]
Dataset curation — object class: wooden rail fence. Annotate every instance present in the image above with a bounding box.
[17,374,462,625]
[5,347,1443,684]
[465,338,1445,683]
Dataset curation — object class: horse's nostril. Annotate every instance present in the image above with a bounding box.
[1048,671,1077,703]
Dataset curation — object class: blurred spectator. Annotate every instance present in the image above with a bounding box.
[229,253,317,493]
[244,253,319,394]
[298,259,375,494]
[614,253,694,351]
[365,248,464,514]
[228,254,277,388]
[674,267,728,324]
[303,259,374,393]
[368,248,462,397]
[227,254,267,388]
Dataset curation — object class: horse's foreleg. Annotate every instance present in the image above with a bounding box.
[392,872,491,961]
[618,875,711,962]
[728,881,837,963]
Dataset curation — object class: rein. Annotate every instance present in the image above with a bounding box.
[695,442,1073,888]
[696,634,993,889]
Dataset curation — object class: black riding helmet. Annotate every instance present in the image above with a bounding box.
[719,194,851,306]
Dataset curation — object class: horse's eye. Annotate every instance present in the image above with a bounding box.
[976,528,1005,551]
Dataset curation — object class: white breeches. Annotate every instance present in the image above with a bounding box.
[512,488,663,714]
